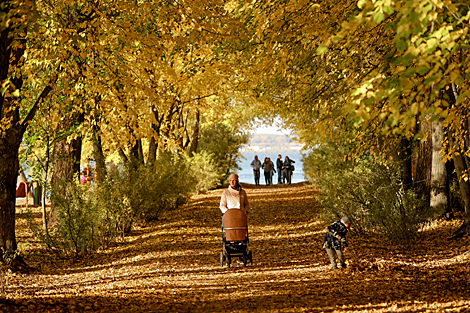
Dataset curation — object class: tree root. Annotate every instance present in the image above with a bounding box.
[452,221,469,239]
[2,255,35,274]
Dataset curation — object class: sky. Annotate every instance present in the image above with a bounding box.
[252,118,291,136]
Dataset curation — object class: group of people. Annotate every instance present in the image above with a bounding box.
[219,173,352,270]
[249,154,295,186]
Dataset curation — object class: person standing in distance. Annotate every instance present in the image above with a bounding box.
[283,156,295,184]
[262,157,275,186]
[250,155,262,186]
[276,154,283,184]
[267,157,276,185]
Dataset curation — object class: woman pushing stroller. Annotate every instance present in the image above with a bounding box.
[219,174,252,267]
[219,174,249,215]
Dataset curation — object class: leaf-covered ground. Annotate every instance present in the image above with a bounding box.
[2,183,470,312]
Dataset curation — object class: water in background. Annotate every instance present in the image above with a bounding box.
[237,152,305,184]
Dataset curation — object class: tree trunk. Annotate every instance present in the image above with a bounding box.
[448,84,470,235]
[130,139,144,163]
[92,125,107,184]
[0,5,63,259]
[148,137,157,166]
[118,148,129,165]
[413,119,432,206]
[451,146,470,235]
[51,134,83,185]
[400,137,413,190]
[0,136,22,254]
[188,109,200,157]
[50,113,84,222]
[430,120,450,217]
[0,20,23,257]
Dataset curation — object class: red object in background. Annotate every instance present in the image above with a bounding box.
[16,181,33,198]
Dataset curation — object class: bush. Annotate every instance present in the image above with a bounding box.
[303,142,440,243]
[29,150,222,257]
[184,150,222,193]
[198,123,249,183]
[29,178,122,258]
[99,151,221,224]
[114,152,198,222]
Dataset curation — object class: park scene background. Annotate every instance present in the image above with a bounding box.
[238,131,305,184]
[1,0,470,312]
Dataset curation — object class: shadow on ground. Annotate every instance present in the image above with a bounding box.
[4,184,470,312]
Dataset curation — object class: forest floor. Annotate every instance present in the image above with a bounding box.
[2,183,470,312]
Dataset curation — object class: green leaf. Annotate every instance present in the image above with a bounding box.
[414,131,424,141]
[409,11,419,22]
[12,89,20,97]
[396,39,408,51]
[430,114,439,123]
[422,3,433,14]
[385,78,400,89]
[373,12,385,24]
[316,45,328,55]
[423,75,437,85]
[353,118,362,127]
[457,92,467,104]
[402,53,415,66]
[403,68,415,78]
[383,6,394,15]
[364,98,374,106]
[416,66,429,75]
[455,76,464,86]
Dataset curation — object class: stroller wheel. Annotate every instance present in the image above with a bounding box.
[220,252,224,267]
[243,255,247,267]
[227,255,231,268]
[248,251,253,265]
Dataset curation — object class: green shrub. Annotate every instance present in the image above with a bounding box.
[117,153,196,222]
[29,150,222,257]
[185,150,222,193]
[303,142,440,243]
[198,123,249,183]
[97,151,221,224]
[31,179,122,258]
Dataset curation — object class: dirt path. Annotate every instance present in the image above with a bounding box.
[2,183,470,312]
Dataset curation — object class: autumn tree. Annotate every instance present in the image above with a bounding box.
[1,0,257,260]
[231,0,470,233]
[1,1,49,260]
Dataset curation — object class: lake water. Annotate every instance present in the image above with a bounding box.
[237,152,305,184]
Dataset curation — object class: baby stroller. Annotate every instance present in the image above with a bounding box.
[220,209,253,268]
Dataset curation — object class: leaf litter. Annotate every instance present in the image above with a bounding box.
[1,183,469,312]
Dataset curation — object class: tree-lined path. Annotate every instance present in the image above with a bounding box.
[2,184,470,312]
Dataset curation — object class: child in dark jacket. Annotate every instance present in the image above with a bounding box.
[323,216,351,269]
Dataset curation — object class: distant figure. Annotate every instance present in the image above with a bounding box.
[219,174,249,215]
[269,157,276,185]
[323,216,351,270]
[262,157,275,186]
[80,168,91,184]
[282,156,295,184]
[276,154,283,184]
[250,155,262,186]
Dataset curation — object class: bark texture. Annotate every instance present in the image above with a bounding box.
[400,138,413,190]
[50,113,84,222]
[92,125,107,184]
[0,22,24,254]
[0,136,21,252]
[413,120,432,206]
[188,109,200,158]
[430,120,449,214]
